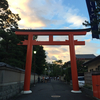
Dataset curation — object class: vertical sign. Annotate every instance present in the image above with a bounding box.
[85,0,99,39]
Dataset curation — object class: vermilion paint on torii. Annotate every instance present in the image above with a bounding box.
[13,28,90,93]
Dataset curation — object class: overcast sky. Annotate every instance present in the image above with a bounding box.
[8,0,100,63]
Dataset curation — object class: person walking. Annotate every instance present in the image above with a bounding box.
[38,76,40,83]
[42,76,45,83]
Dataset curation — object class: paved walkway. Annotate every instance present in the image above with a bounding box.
[13,80,96,100]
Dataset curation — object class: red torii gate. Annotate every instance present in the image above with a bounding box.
[13,28,90,94]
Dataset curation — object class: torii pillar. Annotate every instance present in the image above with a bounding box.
[69,34,80,93]
[13,28,90,94]
[23,34,33,94]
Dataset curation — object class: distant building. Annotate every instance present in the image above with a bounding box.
[65,54,96,68]
[76,54,96,62]
[83,55,100,72]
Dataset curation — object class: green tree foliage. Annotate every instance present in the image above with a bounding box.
[55,60,62,64]
[47,63,54,77]
[64,67,71,82]
[0,0,47,75]
[53,60,62,64]
[52,64,61,76]
[32,45,46,75]
[0,0,8,10]
[48,60,62,77]
[62,59,87,82]
[0,0,26,68]
[0,29,27,68]
[76,59,88,73]
[0,0,21,31]
[61,62,71,82]
[61,62,67,76]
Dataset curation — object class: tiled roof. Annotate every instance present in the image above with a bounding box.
[0,62,25,71]
[83,55,100,65]
[0,62,12,67]
[0,62,37,74]
[76,54,96,59]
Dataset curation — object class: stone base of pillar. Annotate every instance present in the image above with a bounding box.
[71,90,82,93]
[21,90,32,94]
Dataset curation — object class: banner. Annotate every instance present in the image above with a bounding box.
[85,0,99,39]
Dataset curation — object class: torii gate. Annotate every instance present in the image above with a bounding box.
[13,28,90,94]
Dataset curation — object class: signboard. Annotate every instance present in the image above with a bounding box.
[86,0,99,39]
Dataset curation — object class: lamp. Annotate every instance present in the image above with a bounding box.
[34,51,36,54]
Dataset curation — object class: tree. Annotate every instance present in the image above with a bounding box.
[53,60,62,64]
[47,63,54,77]
[0,0,47,75]
[0,0,21,31]
[48,60,63,77]
[64,67,71,82]
[0,29,27,68]
[31,45,46,75]
[76,59,87,73]
[61,62,71,82]
[0,0,27,68]
[0,0,8,10]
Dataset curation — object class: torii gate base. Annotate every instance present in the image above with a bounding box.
[13,28,90,94]
[21,90,32,94]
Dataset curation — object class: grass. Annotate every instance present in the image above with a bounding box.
[83,84,92,90]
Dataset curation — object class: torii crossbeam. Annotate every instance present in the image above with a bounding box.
[13,28,90,94]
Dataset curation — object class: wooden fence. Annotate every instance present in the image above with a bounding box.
[84,72,92,85]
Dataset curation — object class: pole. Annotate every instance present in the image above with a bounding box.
[34,54,35,86]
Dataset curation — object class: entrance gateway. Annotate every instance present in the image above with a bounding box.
[13,28,90,94]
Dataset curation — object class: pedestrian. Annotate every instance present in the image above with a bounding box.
[43,76,45,83]
[38,76,40,83]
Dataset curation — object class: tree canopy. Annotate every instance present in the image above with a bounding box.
[0,0,24,68]
[0,0,21,31]
[32,45,46,75]
[0,0,47,75]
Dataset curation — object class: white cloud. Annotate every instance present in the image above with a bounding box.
[51,56,57,61]
[43,45,70,63]
[53,36,68,41]
[64,9,87,28]
[85,39,91,42]
[36,36,49,41]
[8,0,46,28]
[7,0,100,63]
[62,27,71,29]
[8,0,87,29]
[75,41,100,56]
